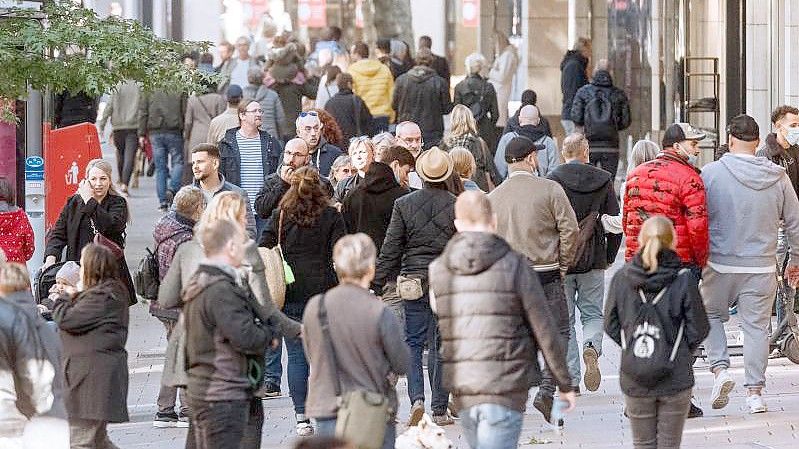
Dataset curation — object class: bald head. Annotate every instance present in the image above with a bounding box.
[454,191,496,233]
[282,138,311,169]
[519,105,541,127]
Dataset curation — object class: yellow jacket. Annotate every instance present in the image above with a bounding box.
[349,59,394,120]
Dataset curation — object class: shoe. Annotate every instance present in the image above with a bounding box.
[254,382,281,399]
[158,204,169,213]
[296,420,314,437]
[165,189,175,207]
[431,411,455,426]
[710,369,736,409]
[153,411,179,428]
[746,394,767,414]
[687,402,704,419]
[572,386,581,397]
[533,391,553,422]
[408,400,424,426]
[447,397,459,418]
[583,345,601,392]
[176,412,190,428]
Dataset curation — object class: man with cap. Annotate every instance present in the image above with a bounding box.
[207,84,244,145]
[487,136,578,424]
[700,114,799,415]
[373,146,457,427]
[624,122,709,275]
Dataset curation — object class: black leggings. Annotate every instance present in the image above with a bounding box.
[113,129,138,185]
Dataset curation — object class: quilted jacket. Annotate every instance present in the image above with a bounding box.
[623,150,709,267]
[373,187,457,293]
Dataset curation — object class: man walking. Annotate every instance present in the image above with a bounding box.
[431,191,576,446]
[139,88,187,211]
[495,105,560,179]
[418,35,451,92]
[547,133,621,392]
[560,37,591,135]
[348,41,394,134]
[488,136,578,423]
[219,36,261,93]
[569,61,631,178]
[98,79,140,196]
[393,48,453,149]
[296,112,343,177]
[183,218,273,449]
[207,84,244,145]
[700,114,799,415]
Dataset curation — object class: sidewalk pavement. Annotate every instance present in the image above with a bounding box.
[109,150,799,449]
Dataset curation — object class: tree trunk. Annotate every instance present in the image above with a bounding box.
[371,0,414,48]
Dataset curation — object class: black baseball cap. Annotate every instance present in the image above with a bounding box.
[504,136,545,163]
[727,114,760,142]
[226,84,243,100]
[662,123,706,148]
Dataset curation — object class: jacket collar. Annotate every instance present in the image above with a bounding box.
[658,149,701,174]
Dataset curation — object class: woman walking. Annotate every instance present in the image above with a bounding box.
[44,159,135,305]
[260,166,346,436]
[53,243,129,449]
[605,216,709,449]
[439,105,498,191]
[0,177,35,263]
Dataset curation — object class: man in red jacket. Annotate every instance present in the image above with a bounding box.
[624,122,709,274]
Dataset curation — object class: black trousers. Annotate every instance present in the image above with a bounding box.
[113,129,138,185]
[589,151,620,179]
[186,397,263,449]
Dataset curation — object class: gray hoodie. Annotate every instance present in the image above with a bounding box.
[701,153,799,269]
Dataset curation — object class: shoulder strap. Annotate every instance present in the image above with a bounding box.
[317,294,342,397]
[277,209,285,258]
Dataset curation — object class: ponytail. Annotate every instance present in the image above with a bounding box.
[637,216,676,273]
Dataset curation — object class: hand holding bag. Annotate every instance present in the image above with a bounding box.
[258,210,295,310]
[319,294,389,449]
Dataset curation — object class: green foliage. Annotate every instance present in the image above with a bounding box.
[0,1,217,121]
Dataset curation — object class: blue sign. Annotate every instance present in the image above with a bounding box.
[25,156,44,181]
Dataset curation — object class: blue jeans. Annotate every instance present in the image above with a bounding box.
[460,403,523,449]
[150,131,184,206]
[285,335,309,415]
[316,418,397,449]
[264,338,283,385]
[404,297,448,414]
[564,269,605,385]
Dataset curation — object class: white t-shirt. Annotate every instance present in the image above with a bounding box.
[230,58,250,89]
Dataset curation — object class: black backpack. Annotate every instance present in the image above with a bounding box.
[620,269,689,387]
[569,183,608,273]
[134,231,185,301]
[468,81,488,121]
[583,89,616,143]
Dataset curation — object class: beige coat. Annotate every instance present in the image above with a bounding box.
[207,107,240,145]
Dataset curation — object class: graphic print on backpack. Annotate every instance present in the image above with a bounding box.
[620,287,685,387]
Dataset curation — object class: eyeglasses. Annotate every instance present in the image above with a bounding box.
[244,109,263,114]
[299,111,319,118]
[285,151,308,158]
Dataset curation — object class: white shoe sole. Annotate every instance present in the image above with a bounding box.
[176,420,189,428]
[583,347,601,392]
[711,379,735,409]
[749,405,767,414]
[152,421,178,428]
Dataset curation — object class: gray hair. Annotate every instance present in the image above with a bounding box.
[331,155,352,172]
[372,132,395,147]
[465,53,487,75]
[630,140,661,169]
[333,233,376,281]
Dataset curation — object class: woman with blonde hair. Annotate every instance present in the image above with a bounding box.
[44,158,135,305]
[439,104,498,191]
[449,147,481,192]
[605,216,709,449]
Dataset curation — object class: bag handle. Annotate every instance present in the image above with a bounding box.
[318,293,343,397]
[277,209,286,260]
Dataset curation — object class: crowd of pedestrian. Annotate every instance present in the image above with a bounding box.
[2,26,799,449]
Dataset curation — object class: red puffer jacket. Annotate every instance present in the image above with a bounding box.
[623,151,709,266]
[0,208,35,263]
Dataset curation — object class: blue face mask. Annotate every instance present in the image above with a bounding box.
[786,127,799,146]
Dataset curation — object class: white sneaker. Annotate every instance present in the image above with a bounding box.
[710,369,736,409]
[295,421,314,437]
[746,394,767,414]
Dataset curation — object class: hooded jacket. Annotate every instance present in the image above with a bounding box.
[0,207,35,263]
[392,66,453,142]
[430,232,572,412]
[183,264,272,402]
[325,89,374,144]
[623,150,708,267]
[605,250,709,397]
[756,133,799,196]
[701,153,799,268]
[504,107,552,137]
[548,161,622,272]
[349,59,395,119]
[341,162,409,251]
[570,70,632,149]
[494,126,560,179]
[560,50,589,120]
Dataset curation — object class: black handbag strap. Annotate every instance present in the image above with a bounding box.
[318,293,342,397]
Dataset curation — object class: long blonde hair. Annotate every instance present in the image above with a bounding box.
[85,158,120,196]
[447,104,478,139]
[637,216,676,273]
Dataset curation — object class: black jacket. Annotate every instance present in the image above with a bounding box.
[605,250,709,397]
[53,280,130,423]
[378,56,409,80]
[453,74,499,136]
[373,188,456,292]
[218,127,283,188]
[547,161,622,272]
[271,78,319,140]
[44,194,135,304]
[560,50,589,120]
[309,138,344,177]
[183,264,271,401]
[260,206,346,320]
[393,65,453,145]
[430,232,572,412]
[325,89,374,144]
[757,133,799,196]
[54,91,98,127]
[570,70,632,149]
[504,106,552,137]
[341,162,409,251]
[431,53,451,92]
[254,171,334,219]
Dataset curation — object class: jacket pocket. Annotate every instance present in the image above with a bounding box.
[63,355,91,389]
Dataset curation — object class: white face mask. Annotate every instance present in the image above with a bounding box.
[786,127,799,146]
